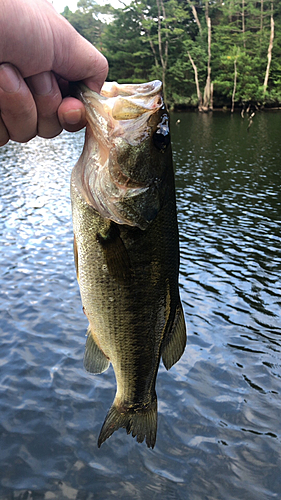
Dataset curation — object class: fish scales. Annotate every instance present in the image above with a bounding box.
[70,80,186,448]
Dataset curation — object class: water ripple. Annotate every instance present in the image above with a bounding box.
[1,117,281,499]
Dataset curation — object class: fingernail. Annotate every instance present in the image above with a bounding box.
[64,109,82,125]
[29,72,53,96]
[0,64,21,93]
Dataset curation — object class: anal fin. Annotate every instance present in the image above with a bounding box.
[161,301,186,370]
[84,326,110,374]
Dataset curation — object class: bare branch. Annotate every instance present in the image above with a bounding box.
[187,51,203,110]
[187,0,202,35]
[231,57,238,113]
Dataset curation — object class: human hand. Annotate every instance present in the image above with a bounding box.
[0,0,108,146]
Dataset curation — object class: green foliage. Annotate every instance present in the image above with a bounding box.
[101,5,155,83]
[62,0,281,108]
[62,2,106,48]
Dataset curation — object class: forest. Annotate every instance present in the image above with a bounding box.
[62,0,281,110]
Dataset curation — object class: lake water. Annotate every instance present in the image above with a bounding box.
[0,111,280,499]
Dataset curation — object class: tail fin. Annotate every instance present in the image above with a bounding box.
[98,398,157,449]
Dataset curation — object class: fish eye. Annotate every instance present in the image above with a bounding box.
[153,131,170,151]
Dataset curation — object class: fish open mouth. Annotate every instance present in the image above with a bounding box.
[72,80,168,229]
[76,80,164,145]
[100,80,163,122]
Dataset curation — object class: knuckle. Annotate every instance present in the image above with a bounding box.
[38,124,62,139]
[36,93,62,120]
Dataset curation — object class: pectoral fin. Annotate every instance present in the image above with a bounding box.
[97,222,131,283]
[161,302,186,370]
[84,326,110,374]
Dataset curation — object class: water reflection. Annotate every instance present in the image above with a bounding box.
[0,114,281,499]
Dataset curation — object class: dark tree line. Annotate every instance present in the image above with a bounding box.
[63,0,281,109]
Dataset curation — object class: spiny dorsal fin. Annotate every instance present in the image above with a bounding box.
[84,326,110,374]
[161,302,186,370]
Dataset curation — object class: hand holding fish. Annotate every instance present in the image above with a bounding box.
[0,0,108,146]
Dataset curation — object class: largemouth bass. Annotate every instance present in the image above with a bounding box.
[70,80,186,448]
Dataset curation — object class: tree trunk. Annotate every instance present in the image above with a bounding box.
[231,57,238,112]
[156,0,168,103]
[148,36,159,69]
[187,51,203,111]
[260,0,264,32]
[203,15,212,110]
[242,0,246,49]
[263,5,274,96]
